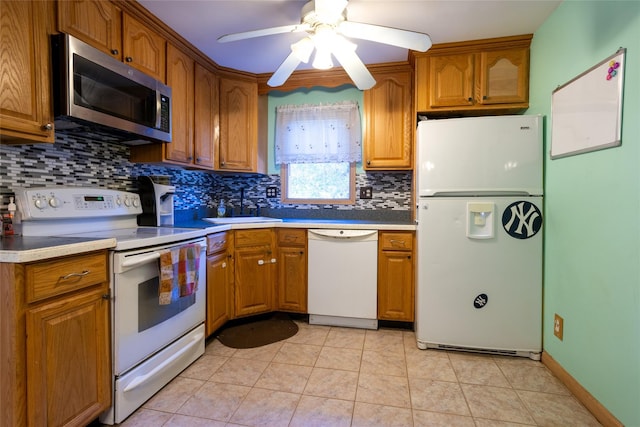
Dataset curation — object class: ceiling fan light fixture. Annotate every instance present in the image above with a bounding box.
[291,37,314,63]
[312,46,334,70]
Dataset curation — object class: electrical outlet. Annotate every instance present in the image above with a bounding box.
[266,186,278,198]
[554,313,564,340]
[359,186,373,199]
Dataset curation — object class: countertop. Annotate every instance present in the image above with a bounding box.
[178,218,417,232]
[0,235,116,263]
[0,218,416,263]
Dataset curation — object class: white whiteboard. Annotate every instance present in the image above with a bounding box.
[551,49,625,159]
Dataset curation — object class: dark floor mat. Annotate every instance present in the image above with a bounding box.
[216,313,299,348]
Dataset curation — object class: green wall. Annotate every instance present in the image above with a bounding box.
[266,85,363,174]
[528,1,640,425]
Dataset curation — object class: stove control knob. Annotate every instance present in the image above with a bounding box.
[34,198,46,209]
[49,197,61,208]
[115,197,122,206]
[124,198,131,207]
[132,198,140,208]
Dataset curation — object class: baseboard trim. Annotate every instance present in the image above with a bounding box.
[541,351,623,427]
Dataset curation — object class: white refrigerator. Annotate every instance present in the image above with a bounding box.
[415,115,543,360]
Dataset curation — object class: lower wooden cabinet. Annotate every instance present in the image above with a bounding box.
[276,229,307,313]
[233,229,276,317]
[206,232,232,335]
[1,250,111,427]
[203,228,415,331]
[378,231,415,322]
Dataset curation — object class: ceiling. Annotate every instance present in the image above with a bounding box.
[138,0,561,75]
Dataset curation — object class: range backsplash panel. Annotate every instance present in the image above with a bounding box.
[0,132,412,221]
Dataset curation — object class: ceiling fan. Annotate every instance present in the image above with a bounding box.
[217,0,432,90]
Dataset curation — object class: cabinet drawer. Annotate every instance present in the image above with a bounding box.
[380,232,414,251]
[25,252,108,303]
[207,232,229,254]
[234,229,273,247]
[278,229,306,246]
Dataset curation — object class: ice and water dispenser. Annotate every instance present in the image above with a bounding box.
[138,176,175,226]
[467,202,495,239]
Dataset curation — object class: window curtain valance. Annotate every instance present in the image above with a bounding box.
[275,100,362,165]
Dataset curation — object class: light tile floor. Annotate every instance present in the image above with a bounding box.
[117,321,602,426]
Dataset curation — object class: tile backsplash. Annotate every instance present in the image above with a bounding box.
[0,132,413,221]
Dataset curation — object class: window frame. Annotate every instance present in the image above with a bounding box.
[280,162,356,205]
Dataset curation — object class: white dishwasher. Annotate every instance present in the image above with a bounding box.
[307,229,378,329]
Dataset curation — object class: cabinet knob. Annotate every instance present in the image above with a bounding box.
[187,156,193,161]
[467,97,473,102]
[220,160,225,166]
[111,49,119,55]
[42,123,53,131]
[483,95,487,100]
[366,160,371,165]
[125,56,133,62]
[196,157,201,163]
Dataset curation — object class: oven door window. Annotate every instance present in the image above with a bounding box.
[138,276,196,332]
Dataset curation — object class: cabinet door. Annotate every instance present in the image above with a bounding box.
[364,69,413,170]
[277,246,307,312]
[428,53,474,108]
[478,48,529,105]
[0,0,54,143]
[378,250,414,321]
[206,251,231,335]
[194,63,218,169]
[57,0,122,60]
[122,12,166,81]
[234,244,274,317]
[26,287,111,426]
[218,77,258,172]
[165,44,194,165]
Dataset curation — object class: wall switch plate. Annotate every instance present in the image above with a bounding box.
[554,313,564,340]
[360,186,373,199]
[266,187,278,198]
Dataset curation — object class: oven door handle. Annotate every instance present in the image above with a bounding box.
[122,329,205,393]
[121,252,161,269]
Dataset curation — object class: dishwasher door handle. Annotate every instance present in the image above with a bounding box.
[308,229,378,240]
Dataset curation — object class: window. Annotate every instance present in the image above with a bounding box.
[275,101,361,204]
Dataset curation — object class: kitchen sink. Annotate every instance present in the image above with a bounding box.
[202,216,283,224]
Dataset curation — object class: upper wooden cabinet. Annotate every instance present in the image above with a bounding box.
[363,64,414,170]
[57,0,122,59]
[164,44,195,164]
[414,34,532,116]
[130,48,219,170]
[0,0,55,144]
[58,1,166,81]
[193,63,219,169]
[218,76,259,172]
[121,12,166,81]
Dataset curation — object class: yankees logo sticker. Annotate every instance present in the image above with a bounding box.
[502,201,542,239]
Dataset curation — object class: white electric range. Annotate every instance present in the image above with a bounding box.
[15,187,208,424]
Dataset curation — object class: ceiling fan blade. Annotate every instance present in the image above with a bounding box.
[267,51,302,87]
[331,42,376,90]
[339,21,432,52]
[218,24,307,43]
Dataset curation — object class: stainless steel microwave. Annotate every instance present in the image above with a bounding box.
[51,34,171,144]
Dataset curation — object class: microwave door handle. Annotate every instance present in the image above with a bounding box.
[121,252,160,269]
[155,91,162,129]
